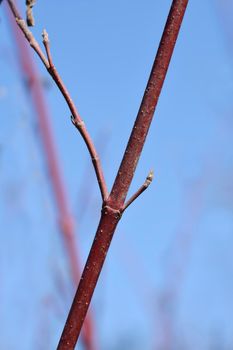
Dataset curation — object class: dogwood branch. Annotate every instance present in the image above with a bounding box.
[7,0,108,201]
[57,1,189,349]
[6,0,189,349]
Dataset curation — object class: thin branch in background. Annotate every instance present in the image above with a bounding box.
[6,4,97,350]
[6,0,189,348]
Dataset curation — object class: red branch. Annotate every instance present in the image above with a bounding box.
[6,0,189,349]
[58,1,188,348]
[108,0,188,209]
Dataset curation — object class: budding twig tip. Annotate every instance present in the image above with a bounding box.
[122,169,154,212]
[147,170,154,182]
[42,29,49,43]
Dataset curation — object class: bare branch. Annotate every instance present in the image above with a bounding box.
[57,1,189,348]
[122,170,154,212]
[7,1,48,65]
[42,29,53,68]
[16,18,49,67]
[6,0,21,18]
[108,0,189,209]
[6,0,189,349]
[7,0,108,201]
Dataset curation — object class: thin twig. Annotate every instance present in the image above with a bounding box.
[42,29,53,67]
[6,0,21,20]
[16,18,49,67]
[122,170,154,212]
[7,0,108,201]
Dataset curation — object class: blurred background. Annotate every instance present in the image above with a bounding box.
[1,0,233,349]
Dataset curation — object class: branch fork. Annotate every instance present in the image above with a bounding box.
[6,0,189,348]
[15,17,49,67]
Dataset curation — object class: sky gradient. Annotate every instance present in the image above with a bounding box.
[1,1,233,349]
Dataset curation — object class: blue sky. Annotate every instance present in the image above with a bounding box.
[1,1,233,349]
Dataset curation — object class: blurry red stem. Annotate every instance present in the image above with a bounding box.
[6,4,97,350]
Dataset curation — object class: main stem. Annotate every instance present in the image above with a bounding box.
[109,0,188,208]
[57,1,188,349]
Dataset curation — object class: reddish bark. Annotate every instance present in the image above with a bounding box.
[6,0,189,349]
[58,1,189,348]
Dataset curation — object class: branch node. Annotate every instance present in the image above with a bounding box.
[71,115,85,129]
[122,169,154,212]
